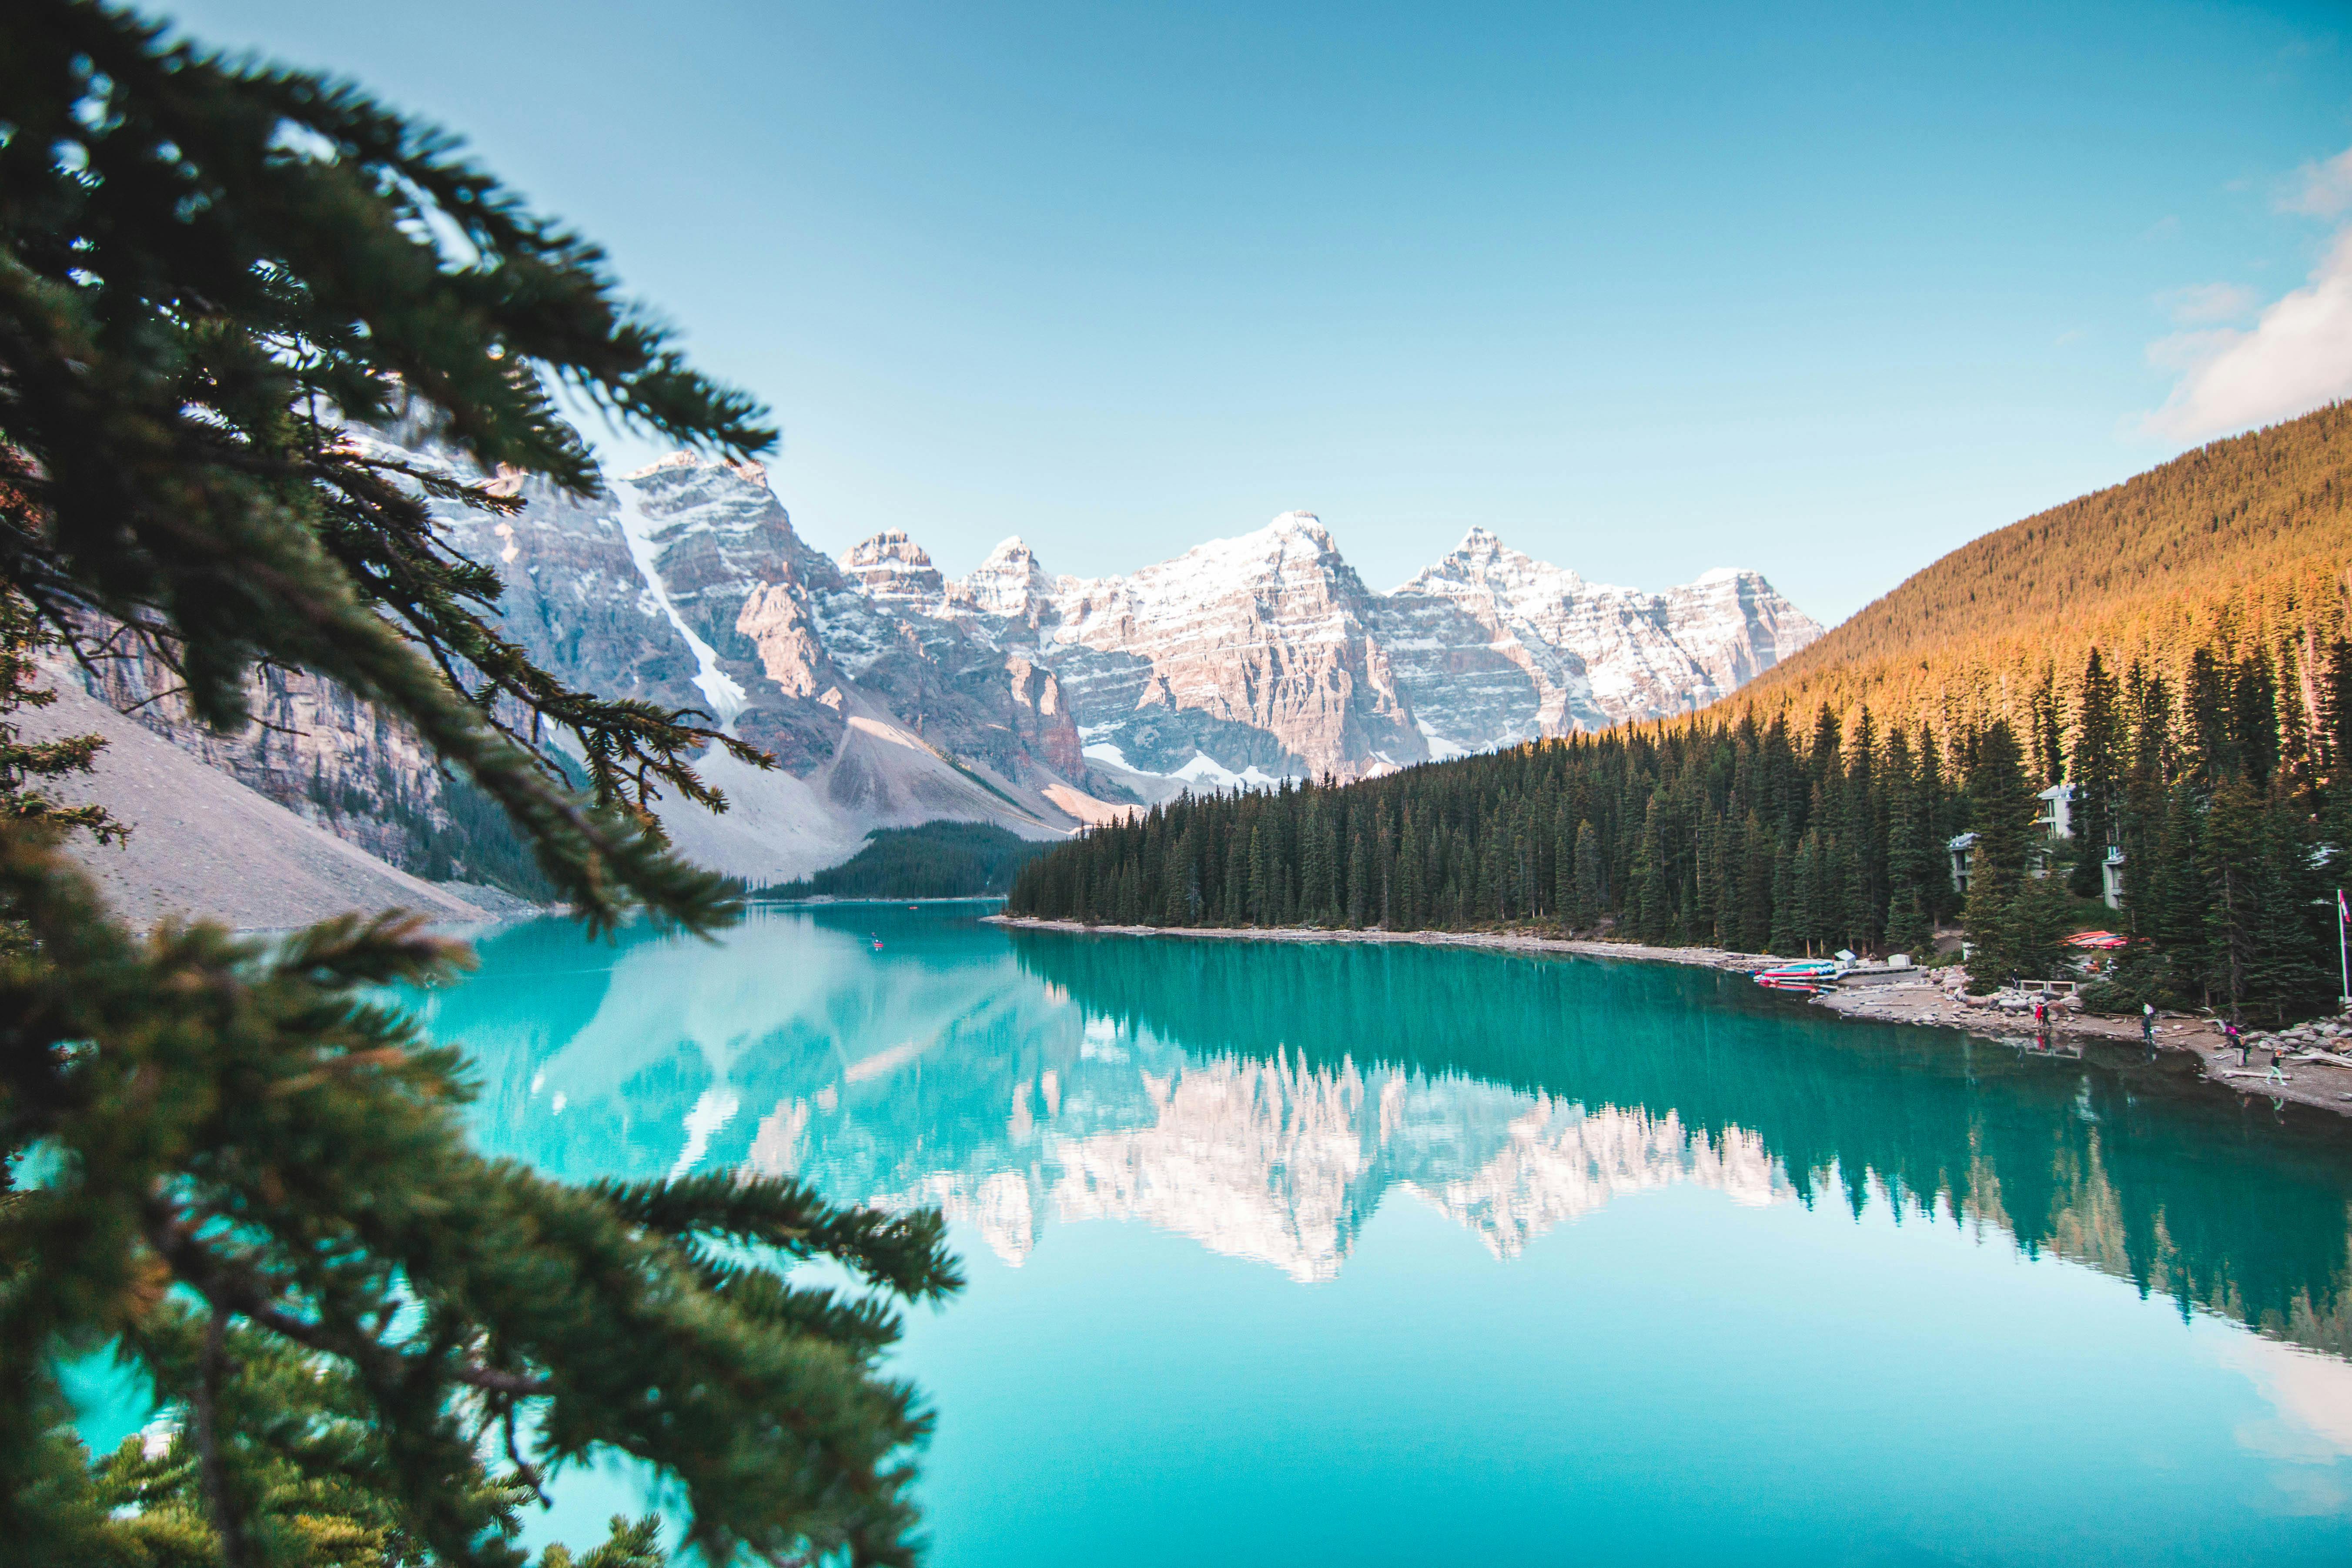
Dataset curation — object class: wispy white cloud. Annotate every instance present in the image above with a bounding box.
[2141,227,2352,441]
[2140,144,2352,443]
[2156,281,2258,324]
[2284,147,2352,219]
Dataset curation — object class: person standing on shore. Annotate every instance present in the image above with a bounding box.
[2226,1018,2247,1066]
[2142,1003,2157,1060]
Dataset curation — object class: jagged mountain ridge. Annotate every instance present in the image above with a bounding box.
[932,509,1819,785]
[426,448,1817,881]
[72,438,1817,889]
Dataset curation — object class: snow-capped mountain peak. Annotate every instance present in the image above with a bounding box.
[840,530,947,607]
[958,536,1058,622]
[1407,527,1592,600]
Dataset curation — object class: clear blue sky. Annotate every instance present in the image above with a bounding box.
[164,0,2351,623]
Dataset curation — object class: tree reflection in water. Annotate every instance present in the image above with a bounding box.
[428,904,2352,1361]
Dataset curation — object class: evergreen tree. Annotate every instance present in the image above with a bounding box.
[2067,648,2123,899]
[3,9,962,1563]
[1737,813,1777,953]
[1572,819,1603,930]
[2245,786,2330,1022]
[2200,779,2265,1018]
[1917,727,1958,923]
[2028,666,2065,788]
[2151,782,2212,1001]
[1347,825,1371,929]
[2119,662,2172,935]
[1962,721,2037,992]
[2008,873,2073,985]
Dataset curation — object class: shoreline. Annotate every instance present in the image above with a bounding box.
[754,894,1010,906]
[986,915,2352,1120]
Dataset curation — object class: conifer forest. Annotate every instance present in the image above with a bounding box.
[1010,633,2352,1025]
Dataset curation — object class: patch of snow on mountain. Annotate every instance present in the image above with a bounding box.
[1415,717,1471,761]
[613,474,748,725]
[1171,754,1293,792]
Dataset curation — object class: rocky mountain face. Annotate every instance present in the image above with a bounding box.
[1375,529,1820,754]
[953,508,1818,790]
[72,443,1818,888]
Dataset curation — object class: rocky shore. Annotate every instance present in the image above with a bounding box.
[987,916,2352,1120]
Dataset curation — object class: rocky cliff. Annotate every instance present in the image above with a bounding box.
[949,509,1819,786]
[74,439,1818,889]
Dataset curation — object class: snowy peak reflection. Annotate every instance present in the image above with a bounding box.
[867,1044,1787,1280]
[434,908,1786,1282]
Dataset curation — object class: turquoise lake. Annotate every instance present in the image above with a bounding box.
[90,900,2352,1564]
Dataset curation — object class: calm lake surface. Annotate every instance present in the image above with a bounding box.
[100,900,2352,1564]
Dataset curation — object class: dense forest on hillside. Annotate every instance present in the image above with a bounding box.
[761,821,1050,899]
[1728,401,2352,733]
[1013,407,2352,1025]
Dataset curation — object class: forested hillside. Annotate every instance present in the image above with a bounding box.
[1011,405,2352,1023]
[761,821,1051,899]
[1728,401,2352,738]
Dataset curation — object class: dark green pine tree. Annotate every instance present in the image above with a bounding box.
[1881,727,1935,957]
[2028,665,2065,788]
[1572,818,1603,930]
[1917,725,1960,924]
[1843,708,1885,951]
[2244,786,2331,1023]
[1962,720,2038,991]
[1789,831,1823,957]
[1347,824,1371,928]
[2324,638,2352,781]
[1737,813,1777,953]
[1246,822,1271,924]
[1633,799,1672,942]
[2118,661,2171,935]
[3,8,962,1564]
[2150,782,2213,1002]
[2200,779,2266,1020]
[2232,652,2281,791]
[1710,808,1744,946]
[2067,648,2124,899]
[1223,827,1248,925]
[1767,832,1799,954]
[2185,647,2236,786]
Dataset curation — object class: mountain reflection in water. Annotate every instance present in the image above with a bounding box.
[427,902,2352,1360]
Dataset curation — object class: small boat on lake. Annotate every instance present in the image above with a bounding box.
[1753,958,1844,994]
